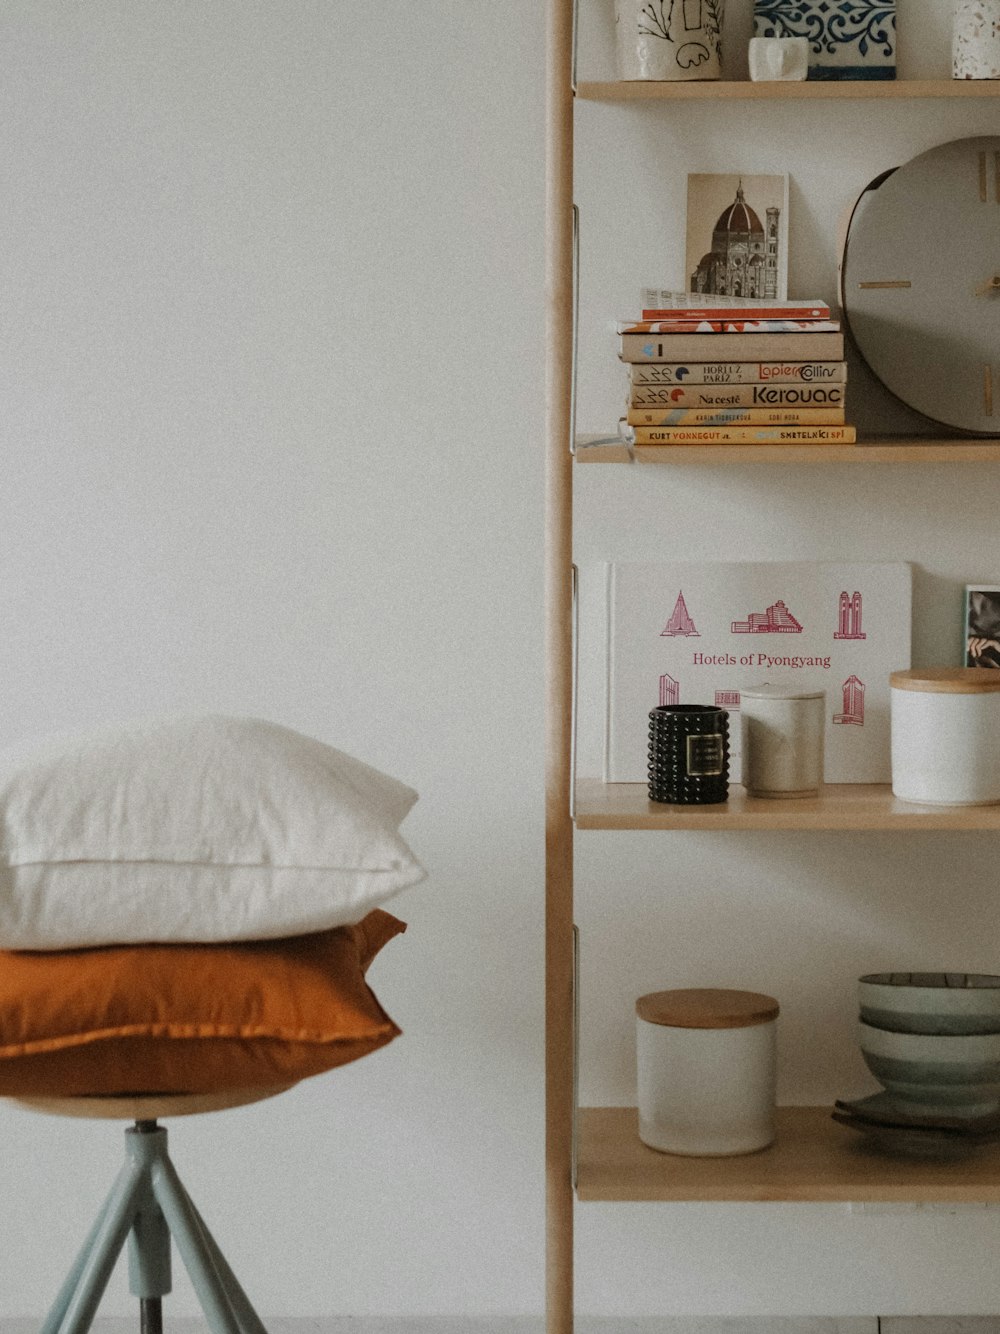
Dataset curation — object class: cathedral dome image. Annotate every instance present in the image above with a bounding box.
[690,181,780,299]
[714,187,764,240]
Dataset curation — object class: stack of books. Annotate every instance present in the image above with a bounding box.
[616,294,852,447]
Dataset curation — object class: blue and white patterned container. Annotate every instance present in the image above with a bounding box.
[752,0,896,80]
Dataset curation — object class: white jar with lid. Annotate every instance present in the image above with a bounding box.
[740,683,825,798]
[636,988,779,1156]
[890,668,1000,805]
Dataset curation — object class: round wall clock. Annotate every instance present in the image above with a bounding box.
[840,135,1000,436]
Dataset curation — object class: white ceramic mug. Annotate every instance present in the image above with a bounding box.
[616,0,724,81]
[748,36,809,81]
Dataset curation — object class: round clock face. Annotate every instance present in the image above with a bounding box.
[841,136,1000,436]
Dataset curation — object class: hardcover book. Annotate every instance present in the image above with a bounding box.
[623,423,856,444]
[620,331,845,362]
[628,362,848,386]
[626,406,846,426]
[627,382,846,408]
[603,561,912,784]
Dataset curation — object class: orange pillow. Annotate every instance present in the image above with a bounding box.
[0,910,405,1096]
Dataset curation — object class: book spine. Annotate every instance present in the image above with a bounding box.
[627,383,847,409]
[624,423,858,445]
[618,319,840,334]
[640,304,830,320]
[619,331,844,362]
[628,362,848,386]
[626,405,845,426]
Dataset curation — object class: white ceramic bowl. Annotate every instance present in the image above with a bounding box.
[859,1020,1000,1117]
[859,972,1000,1035]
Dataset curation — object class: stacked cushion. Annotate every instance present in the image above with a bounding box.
[0,910,405,1096]
[0,717,422,1096]
[0,714,425,950]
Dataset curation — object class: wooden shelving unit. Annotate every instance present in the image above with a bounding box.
[574,780,1000,832]
[575,436,1000,465]
[577,78,1000,101]
[577,1107,1000,1202]
[544,17,1000,1333]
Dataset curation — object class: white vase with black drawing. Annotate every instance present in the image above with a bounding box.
[616,0,724,80]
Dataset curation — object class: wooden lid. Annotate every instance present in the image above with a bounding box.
[636,988,779,1029]
[890,668,1000,694]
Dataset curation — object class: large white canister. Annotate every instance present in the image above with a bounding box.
[890,668,1000,806]
[636,988,779,1156]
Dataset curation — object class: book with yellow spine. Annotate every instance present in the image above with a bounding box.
[621,422,857,445]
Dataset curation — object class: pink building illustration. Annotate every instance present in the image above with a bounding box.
[833,674,865,725]
[833,590,866,640]
[661,591,700,637]
[659,673,680,706]
[715,689,740,709]
[731,598,803,634]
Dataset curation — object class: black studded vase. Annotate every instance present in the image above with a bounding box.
[648,704,730,805]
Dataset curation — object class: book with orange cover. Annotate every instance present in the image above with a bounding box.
[638,291,829,320]
[618,318,840,334]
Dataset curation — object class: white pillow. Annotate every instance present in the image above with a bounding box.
[0,715,426,950]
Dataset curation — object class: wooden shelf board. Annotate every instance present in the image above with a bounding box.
[577,1106,1000,1202]
[576,79,1000,102]
[575,436,1000,464]
[574,780,1000,831]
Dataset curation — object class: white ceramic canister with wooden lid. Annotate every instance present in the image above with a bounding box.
[890,668,1000,805]
[636,988,779,1156]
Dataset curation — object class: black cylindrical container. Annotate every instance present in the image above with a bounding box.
[648,704,730,805]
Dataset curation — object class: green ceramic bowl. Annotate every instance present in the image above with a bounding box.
[859,1020,1000,1118]
[859,972,1000,1035]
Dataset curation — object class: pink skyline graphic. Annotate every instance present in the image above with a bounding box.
[833,591,866,641]
[731,598,803,634]
[661,590,700,637]
[833,675,865,725]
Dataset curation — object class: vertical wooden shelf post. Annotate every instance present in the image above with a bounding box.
[545,0,575,1332]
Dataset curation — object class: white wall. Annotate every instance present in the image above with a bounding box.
[3,0,1000,1324]
[0,1,545,1319]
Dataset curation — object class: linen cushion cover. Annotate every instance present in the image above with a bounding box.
[0,716,425,949]
[0,909,405,1096]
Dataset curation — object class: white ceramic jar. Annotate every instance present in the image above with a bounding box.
[954,0,1000,79]
[636,988,779,1156]
[616,0,724,81]
[740,683,825,798]
[890,668,1000,805]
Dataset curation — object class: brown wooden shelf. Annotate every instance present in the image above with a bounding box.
[574,780,1000,831]
[576,79,1000,102]
[577,1106,1000,1202]
[575,435,1000,464]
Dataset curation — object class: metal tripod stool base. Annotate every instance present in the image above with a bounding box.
[40,1120,268,1334]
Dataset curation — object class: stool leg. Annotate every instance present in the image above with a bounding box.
[127,1161,171,1334]
[46,1162,146,1334]
[149,1157,243,1334]
[177,1185,269,1334]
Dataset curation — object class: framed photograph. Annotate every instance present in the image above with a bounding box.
[686,173,789,300]
[965,585,1000,667]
